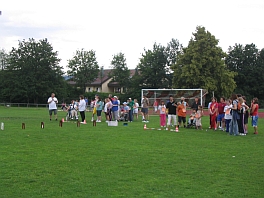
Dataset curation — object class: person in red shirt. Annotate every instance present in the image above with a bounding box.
[209,97,218,130]
[217,97,226,130]
[250,97,259,134]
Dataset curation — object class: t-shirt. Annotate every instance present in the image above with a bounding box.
[78,99,86,111]
[224,105,232,120]
[70,103,77,110]
[191,101,199,112]
[177,104,186,117]
[251,104,259,116]
[141,98,149,108]
[123,106,129,112]
[218,102,226,114]
[134,102,139,111]
[166,101,177,115]
[48,97,58,110]
[128,101,134,110]
[112,100,118,112]
[96,101,104,111]
[158,105,166,114]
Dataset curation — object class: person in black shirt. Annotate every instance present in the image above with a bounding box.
[191,97,200,112]
[166,95,177,127]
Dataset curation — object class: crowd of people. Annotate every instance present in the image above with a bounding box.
[89,94,146,123]
[208,94,259,135]
[47,93,259,135]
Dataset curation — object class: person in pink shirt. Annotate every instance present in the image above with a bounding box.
[250,97,259,134]
[217,97,226,130]
[209,97,218,130]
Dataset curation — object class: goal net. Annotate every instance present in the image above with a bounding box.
[141,89,207,108]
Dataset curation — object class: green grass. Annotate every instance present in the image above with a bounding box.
[0,107,263,198]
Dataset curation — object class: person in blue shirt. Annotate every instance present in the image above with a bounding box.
[112,96,119,121]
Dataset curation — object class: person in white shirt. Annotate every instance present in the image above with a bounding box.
[47,93,58,121]
[224,99,232,133]
[78,95,86,123]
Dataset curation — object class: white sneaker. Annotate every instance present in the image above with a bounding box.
[91,118,94,121]
[97,120,101,122]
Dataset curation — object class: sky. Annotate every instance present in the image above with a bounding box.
[1,0,264,71]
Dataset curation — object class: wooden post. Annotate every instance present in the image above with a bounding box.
[22,123,25,129]
[41,122,44,129]
[59,120,63,127]
[93,120,96,126]
[77,121,80,127]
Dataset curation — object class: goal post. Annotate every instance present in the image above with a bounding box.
[141,89,207,108]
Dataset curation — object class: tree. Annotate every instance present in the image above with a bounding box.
[2,38,66,103]
[137,43,172,89]
[226,43,264,101]
[171,26,236,97]
[67,49,99,93]
[0,49,9,70]
[109,52,130,93]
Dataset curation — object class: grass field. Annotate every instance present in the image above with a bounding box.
[0,107,263,198]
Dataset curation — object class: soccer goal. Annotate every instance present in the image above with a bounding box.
[141,89,207,107]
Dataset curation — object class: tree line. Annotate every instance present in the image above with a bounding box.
[0,26,263,106]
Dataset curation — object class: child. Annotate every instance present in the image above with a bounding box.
[123,102,129,121]
[158,100,166,127]
[195,105,203,130]
[177,102,186,128]
[237,97,246,135]
[153,100,158,113]
[133,99,139,120]
[224,99,232,133]
[188,108,197,127]
[250,97,259,135]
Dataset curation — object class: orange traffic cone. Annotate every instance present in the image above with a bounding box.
[144,124,147,130]
[176,126,179,132]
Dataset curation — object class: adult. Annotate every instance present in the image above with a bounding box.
[191,97,200,112]
[209,97,218,130]
[166,95,177,127]
[79,95,86,123]
[250,97,259,134]
[217,97,226,130]
[180,97,189,108]
[141,95,149,122]
[112,96,119,121]
[229,94,239,136]
[128,98,134,122]
[96,97,104,122]
[47,93,58,121]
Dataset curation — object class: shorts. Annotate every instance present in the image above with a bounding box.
[49,109,57,115]
[178,116,186,123]
[141,108,148,114]
[217,114,225,122]
[244,113,249,124]
[133,109,138,114]
[252,115,258,127]
[97,110,102,116]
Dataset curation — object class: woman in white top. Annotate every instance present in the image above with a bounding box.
[78,95,86,123]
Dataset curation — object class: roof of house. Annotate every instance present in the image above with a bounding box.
[67,69,136,86]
